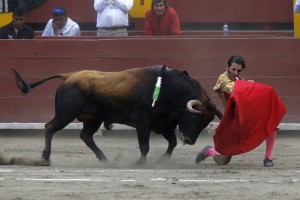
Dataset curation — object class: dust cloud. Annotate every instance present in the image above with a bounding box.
[0,152,50,166]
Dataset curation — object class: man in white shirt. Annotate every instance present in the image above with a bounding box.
[42,6,80,36]
[295,0,300,13]
[94,0,133,36]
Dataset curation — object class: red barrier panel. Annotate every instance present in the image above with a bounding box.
[0,37,299,123]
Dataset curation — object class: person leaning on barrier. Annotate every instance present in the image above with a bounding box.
[0,7,35,39]
[94,0,133,36]
[42,6,80,37]
[145,0,181,36]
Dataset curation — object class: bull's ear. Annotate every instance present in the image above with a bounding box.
[195,102,212,114]
[206,102,223,120]
[196,104,209,113]
[182,70,190,76]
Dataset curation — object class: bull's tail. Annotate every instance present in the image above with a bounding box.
[11,68,65,95]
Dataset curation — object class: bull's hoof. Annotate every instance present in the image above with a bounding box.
[40,154,51,166]
[135,157,146,166]
[97,155,109,167]
[97,155,108,162]
[41,153,50,161]
[97,159,111,168]
[156,154,171,164]
[96,152,108,161]
[98,159,108,164]
[34,159,51,166]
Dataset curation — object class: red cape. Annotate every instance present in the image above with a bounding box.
[213,80,286,155]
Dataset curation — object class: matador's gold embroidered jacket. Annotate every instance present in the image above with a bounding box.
[213,71,235,107]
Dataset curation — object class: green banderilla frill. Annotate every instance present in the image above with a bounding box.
[152,77,162,107]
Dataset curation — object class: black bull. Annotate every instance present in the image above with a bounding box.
[12,65,222,164]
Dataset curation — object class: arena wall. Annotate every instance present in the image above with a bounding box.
[0,36,299,124]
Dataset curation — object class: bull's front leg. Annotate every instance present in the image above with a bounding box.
[156,129,177,163]
[135,126,151,165]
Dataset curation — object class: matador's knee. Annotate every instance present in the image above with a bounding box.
[213,154,232,165]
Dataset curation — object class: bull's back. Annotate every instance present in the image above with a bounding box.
[63,67,156,100]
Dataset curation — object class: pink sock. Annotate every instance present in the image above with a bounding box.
[265,129,278,160]
[204,148,217,157]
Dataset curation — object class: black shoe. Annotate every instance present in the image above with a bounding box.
[195,145,213,164]
[264,158,274,167]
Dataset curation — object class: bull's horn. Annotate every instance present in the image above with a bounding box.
[186,100,202,114]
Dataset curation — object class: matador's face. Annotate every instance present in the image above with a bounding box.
[227,63,242,80]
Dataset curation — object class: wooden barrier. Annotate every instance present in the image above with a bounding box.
[34,30,294,37]
[0,36,299,123]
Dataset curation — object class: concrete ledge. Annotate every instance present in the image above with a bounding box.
[0,122,299,130]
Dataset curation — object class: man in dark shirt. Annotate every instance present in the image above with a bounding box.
[0,7,35,39]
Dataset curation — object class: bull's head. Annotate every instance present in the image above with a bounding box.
[178,100,221,145]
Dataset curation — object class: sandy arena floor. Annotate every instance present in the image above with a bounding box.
[0,129,300,200]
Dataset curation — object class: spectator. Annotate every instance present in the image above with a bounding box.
[0,7,35,39]
[94,0,133,36]
[145,0,181,36]
[42,6,80,36]
[0,0,46,13]
[0,0,46,28]
[195,56,286,167]
[295,0,300,13]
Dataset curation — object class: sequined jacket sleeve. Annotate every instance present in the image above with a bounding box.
[213,72,235,106]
